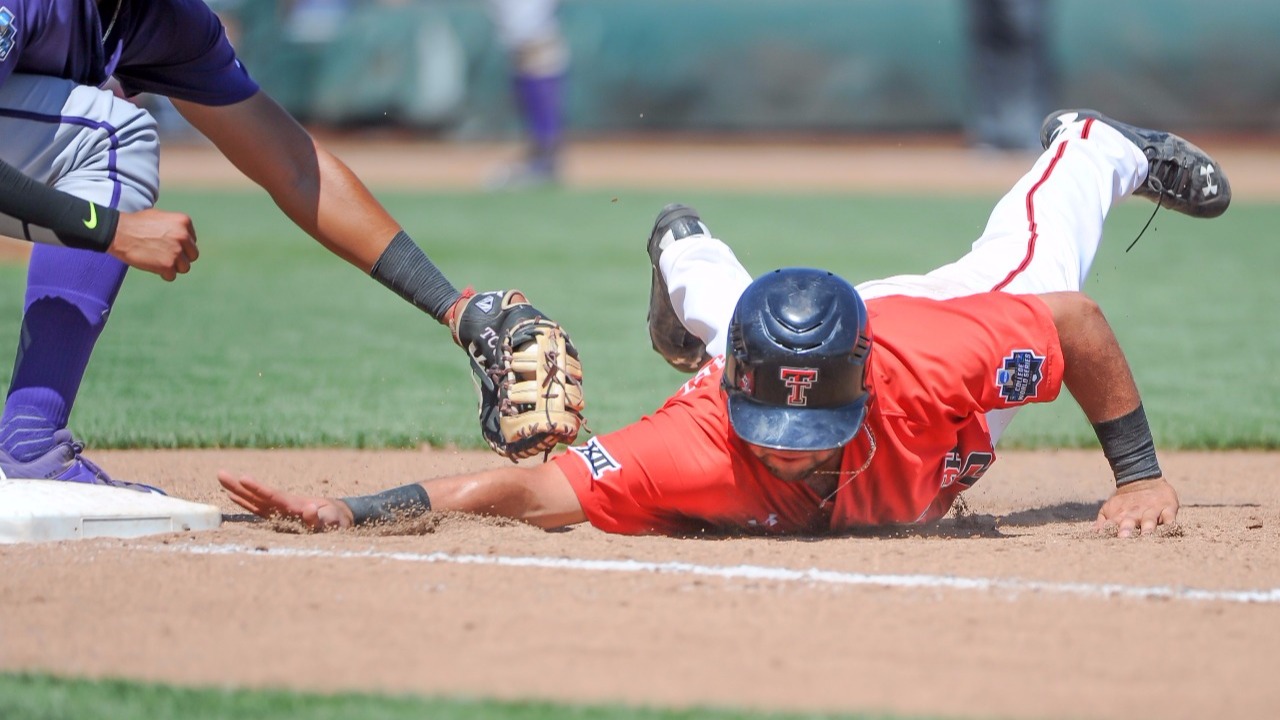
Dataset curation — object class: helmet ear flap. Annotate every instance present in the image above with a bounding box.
[724,316,748,388]
[727,315,746,359]
[853,330,873,391]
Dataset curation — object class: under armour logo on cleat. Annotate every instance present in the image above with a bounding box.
[1199,166,1219,197]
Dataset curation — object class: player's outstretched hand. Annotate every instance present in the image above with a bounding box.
[1094,477,1179,538]
[109,208,200,282]
[218,471,353,531]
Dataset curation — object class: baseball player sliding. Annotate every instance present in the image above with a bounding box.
[0,0,581,493]
[222,109,1229,539]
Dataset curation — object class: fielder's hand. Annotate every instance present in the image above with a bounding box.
[219,471,352,531]
[1095,476,1179,538]
[446,289,586,461]
[110,208,199,282]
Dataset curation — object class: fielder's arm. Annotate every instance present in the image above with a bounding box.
[1036,291,1178,537]
[0,158,198,280]
[217,461,587,532]
[172,92,396,271]
[173,92,464,321]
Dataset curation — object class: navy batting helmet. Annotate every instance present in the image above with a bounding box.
[722,268,873,451]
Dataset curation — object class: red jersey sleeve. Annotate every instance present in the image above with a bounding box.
[553,359,737,535]
[866,293,1064,423]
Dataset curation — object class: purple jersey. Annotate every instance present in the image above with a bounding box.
[0,0,257,105]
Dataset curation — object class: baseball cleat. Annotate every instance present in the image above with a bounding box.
[0,429,165,494]
[1040,109,1230,218]
[647,203,714,373]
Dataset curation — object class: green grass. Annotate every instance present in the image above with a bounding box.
[0,189,1276,449]
[0,673,938,720]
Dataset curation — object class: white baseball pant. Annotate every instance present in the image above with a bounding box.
[0,73,160,227]
[657,118,1149,445]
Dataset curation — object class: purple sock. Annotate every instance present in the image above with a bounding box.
[514,72,565,164]
[0,245,128,461]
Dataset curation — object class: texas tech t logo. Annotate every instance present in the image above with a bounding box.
[779,367,818,406]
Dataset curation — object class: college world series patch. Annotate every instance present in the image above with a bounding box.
[996,349,1045,403]
[0,8,16,63]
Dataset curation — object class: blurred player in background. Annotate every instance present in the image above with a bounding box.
[269,0,569,188]
[484,0,568,189]
[964,0,1055,151]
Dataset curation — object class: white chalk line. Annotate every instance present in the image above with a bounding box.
[143,542,1280,605]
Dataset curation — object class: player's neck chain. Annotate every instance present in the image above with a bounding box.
[815,425,877,509]
[101,0,123,43]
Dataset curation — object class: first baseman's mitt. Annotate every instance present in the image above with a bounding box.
[449,289,585,461]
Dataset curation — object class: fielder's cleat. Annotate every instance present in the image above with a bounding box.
[0,429,165,495]
[647,203,714,373]
[1040,109,1230,219]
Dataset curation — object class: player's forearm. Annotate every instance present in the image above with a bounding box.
[424,464,586,529]
[1045,291,1163,485]
[0,158,120,250]
[286,144,401,271]
[176,94,463,321]
[337,464,585,530]
[265,148,464,321]
[232,131,397,271]
[1042,292,1141,422]
[176,92,395,269]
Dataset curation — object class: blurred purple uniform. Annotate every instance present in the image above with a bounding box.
[1,0,256,100]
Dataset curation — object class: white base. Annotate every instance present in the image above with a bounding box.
[0,479,222,544]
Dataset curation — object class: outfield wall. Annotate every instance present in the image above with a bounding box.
[224,0,1280,136]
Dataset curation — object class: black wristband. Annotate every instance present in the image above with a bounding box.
[340,483,432,526]
[1092,404,1163,486]
[0,158,119,251]
[370,231,463,322]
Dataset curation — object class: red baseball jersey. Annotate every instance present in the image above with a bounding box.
[554,292,1064,535]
